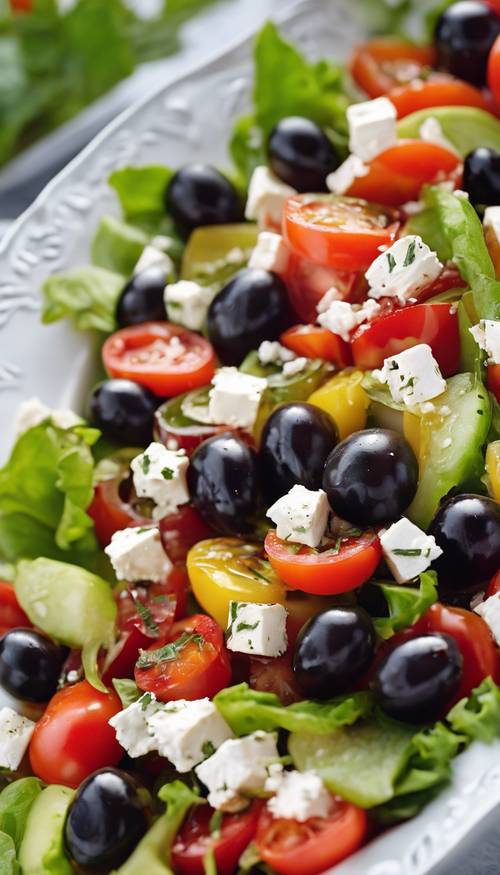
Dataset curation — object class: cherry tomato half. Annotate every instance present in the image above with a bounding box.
[389,76,493,119]
[264,530,381,595]
[283,195,399,273]
[29,681,123,788]
[135,614,231,702]
[488,34,500,111]
[350,38,436,99]
[280,325,352,368]
[487,363,500,402]
[487,570,500,597]
[0,580,31,637]
[283,250,366,323]
[350,302,460,377]
[249,652,302,705]
[87,451,150,547]
[255,799,367,875]
[102,322,216,397]
[172,801,263,875]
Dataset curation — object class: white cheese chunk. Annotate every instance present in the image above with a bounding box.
[164,280,215,332]
[245,166,296,228]
[469,320,500,364]
[316,287,343,314]
[366,235,443,302]
[326,154,369,194]
[257,340,296,366]
[131,442,190,521]
[374,344,446,406]
[380,517,443,583]
[419,117,459,156]
[148,698,234,773]
[248,232,289,273]
[208,368,267,430]
[317,300,360,341]
[484,205,500,239]
[0,708,35,770]
[347,97,397,161]
[226,601,288,657]
[104,525,172,583]
[108,693,159,758]
[15,397,82,438]
[266,770,332,822]
[134,245,173,277]
[267,485,329,548]
[474,593,500,644]
[282,357,309,377]
[195,731,279,811]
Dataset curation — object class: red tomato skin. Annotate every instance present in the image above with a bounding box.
[172,801,263,875]
[88,479,150,548]
[488,34,500,110]
[280,325,352,368]
[10,0,32,11]
[351,302,460,377]
[249,652,302,705]
[389,77,493,119]
[487,363,500,402]
[29,681,123,788]
[283,250,366,323]
[0,581,31,636]
[487,570,500,597]
[159,506,212,566]
[350,39,436,99]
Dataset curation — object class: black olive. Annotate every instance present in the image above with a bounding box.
[207,269,291,366]
[356,582,390,618]
[64,768,150,872]
[259,402,338,503]
[0,629,67,703]
[187,433,259,535]
[293,607,376,698]
[165,164,242,234]
[429,494,500,591]
[267,116,340,192]
[88,379,159,446]
[463,147,500,207]
[116,266,167,327]
[435,1,500,86]
[372,633,463,723]
[322,428,419,527]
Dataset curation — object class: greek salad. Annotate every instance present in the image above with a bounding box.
[1,3,500,874]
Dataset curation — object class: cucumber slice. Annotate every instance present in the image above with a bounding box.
[19,785,74,875]
[398,107,500,158]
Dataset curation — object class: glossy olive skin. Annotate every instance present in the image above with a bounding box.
[259,402,338,503]
[322,428,419,527]
[463,147,500,207]
[165,164,242,234]
[0,629,67,703]
[88,379,159,446]
[435,1,500,86]
[187,433,260,535]
[207,269,291,365]
[267,116,339,192]
[429,494,500,591]
[372,633,463,723]
[293,607,376,698]
[64,768,150,871]
[116,266,168,327]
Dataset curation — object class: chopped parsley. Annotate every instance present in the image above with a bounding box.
[386,252,397,273]
[141,454,151,475]
[392,548,422,556]
[136,632,204,668]
[389,360,399,371]
[236,620,260,633]
[202,740,216,758]
[140,692,153,711]
[161,467,174,480]
[403,239,416,266]
[134,599,159,636]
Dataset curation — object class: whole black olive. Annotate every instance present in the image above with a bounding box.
[435,1,500,86]
[165,164,242,234]
[463,147,500,207]
[429,494,500,591]
[88,379,159,446]
[116,266,168,327]
[268,116,340,192]
[0,629,67,703]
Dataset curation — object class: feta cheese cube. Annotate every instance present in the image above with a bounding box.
[226,601,288,657]
[267,485,329,548]
[380,517,443,583]
[258,340,296,366]
[316,287,343,314]
[474,593,500,644]
[347,97,397,161]
[208,368,267,430]
[317,300,359,341]
[366,236,443,302]
[148,698,234,773]
[374,344,446,406]
[248,232,289,274]
[484,206,500,239]
[104,525,172,582]
[108,693,159,758]
[134,245,173,277]
[0,708,35,770]
[326,154,369,194]
[469,320,500,364]
[131,442,189,520]
[266,770,332,822]
[245,166,296,228]
[282,357,309,377]
[15,397,82,438]
[195,731,279,811]
[419,117,459,156]
[164,280,215,332]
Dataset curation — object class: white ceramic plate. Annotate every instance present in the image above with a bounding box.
[1,1,500,871]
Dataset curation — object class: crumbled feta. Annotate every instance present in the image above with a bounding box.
[326,154,369,194]
[164,280,215,332]
[266,770,332,822]
[131,443,190,520]
[15,397,82,438]
[0,708,35,770]
[104,526,172,583]
[316,286,343,313]
[474,593,500,644]
[419,117,459,156]
[347,97,397,161]
[208,368,267,430]
[374,344,446,406]
[454,189,469,200]
[245,166,296,228]
[366,236,443,302]
[403,200,424,216]
[148,698,234,773]
[195,731,279,811]
[108,693,159,758]
[469,320,500,364]
[267,485,329,548]
[258,340,296,366]
[317,299,381,341]
[484,206,500,239]
[282,357,309,377]
[380,518,443,583]
[134,245,173,277]
[226,601,288,657]
[248,232,289,273]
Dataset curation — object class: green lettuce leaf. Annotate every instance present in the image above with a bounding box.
[0,778,42,853]
[373,571,438,640]
[398,107,500,159]
[108,165,173,219]
[42,266,125,333]
[0,422,99,565]
[214,683,372,736]
[447,677,500,743]
[18,784,73,875]
[91,216,149,276]
[0,832,17,875]
[112,678,142,708]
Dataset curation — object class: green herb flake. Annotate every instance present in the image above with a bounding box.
[142,454,151,475]
[140,692,153,711]
[161,467,174,480]
[403,239,417,267]
[134,599,159,636]
[392,548,422,557]
[202,740,216,759]
[236,620,260,633]
[136,632,204,669]
[386,253,397,273]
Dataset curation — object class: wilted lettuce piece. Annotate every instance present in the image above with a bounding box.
[91,216,149,276]
[373,571,438,640]
[108,165,172,219]
[448,677,500,743]
[0,779,42,854]
[42,265,125,333]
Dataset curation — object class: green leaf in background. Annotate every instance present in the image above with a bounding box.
[109,165,173,219]
[0,779,42,853]
[448,677,500,743]
[112,678,142,708]
[42,265,125,333]
[398,107,500,159]
[0,832,17,875]
[91,216,149,276]
[373,571,438,640]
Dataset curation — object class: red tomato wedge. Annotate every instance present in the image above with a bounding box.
[249,651,302,705]
[172,801,263,875]
[389,77,493,118]
[487,363,500,402]
[283,250,367,323]
[0,580,31,637]
[487,570,500,597]
[102,322,216,397]
[488,34,500,110]
[264,530,381,595]
[351,38,436,99]
[347,141,462,206]
[283,195,400,273]
[350,302,460,377]
[280,325,353,368]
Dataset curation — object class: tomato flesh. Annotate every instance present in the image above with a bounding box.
[350,38,436,99]
[389,76,493,119]
[280,324,352,368]
[283,250,366,323]
[172,801,263,875]
[0,580,31,637]
[487,363,500,402]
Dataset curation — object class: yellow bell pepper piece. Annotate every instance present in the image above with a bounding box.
[308,369,369,440]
